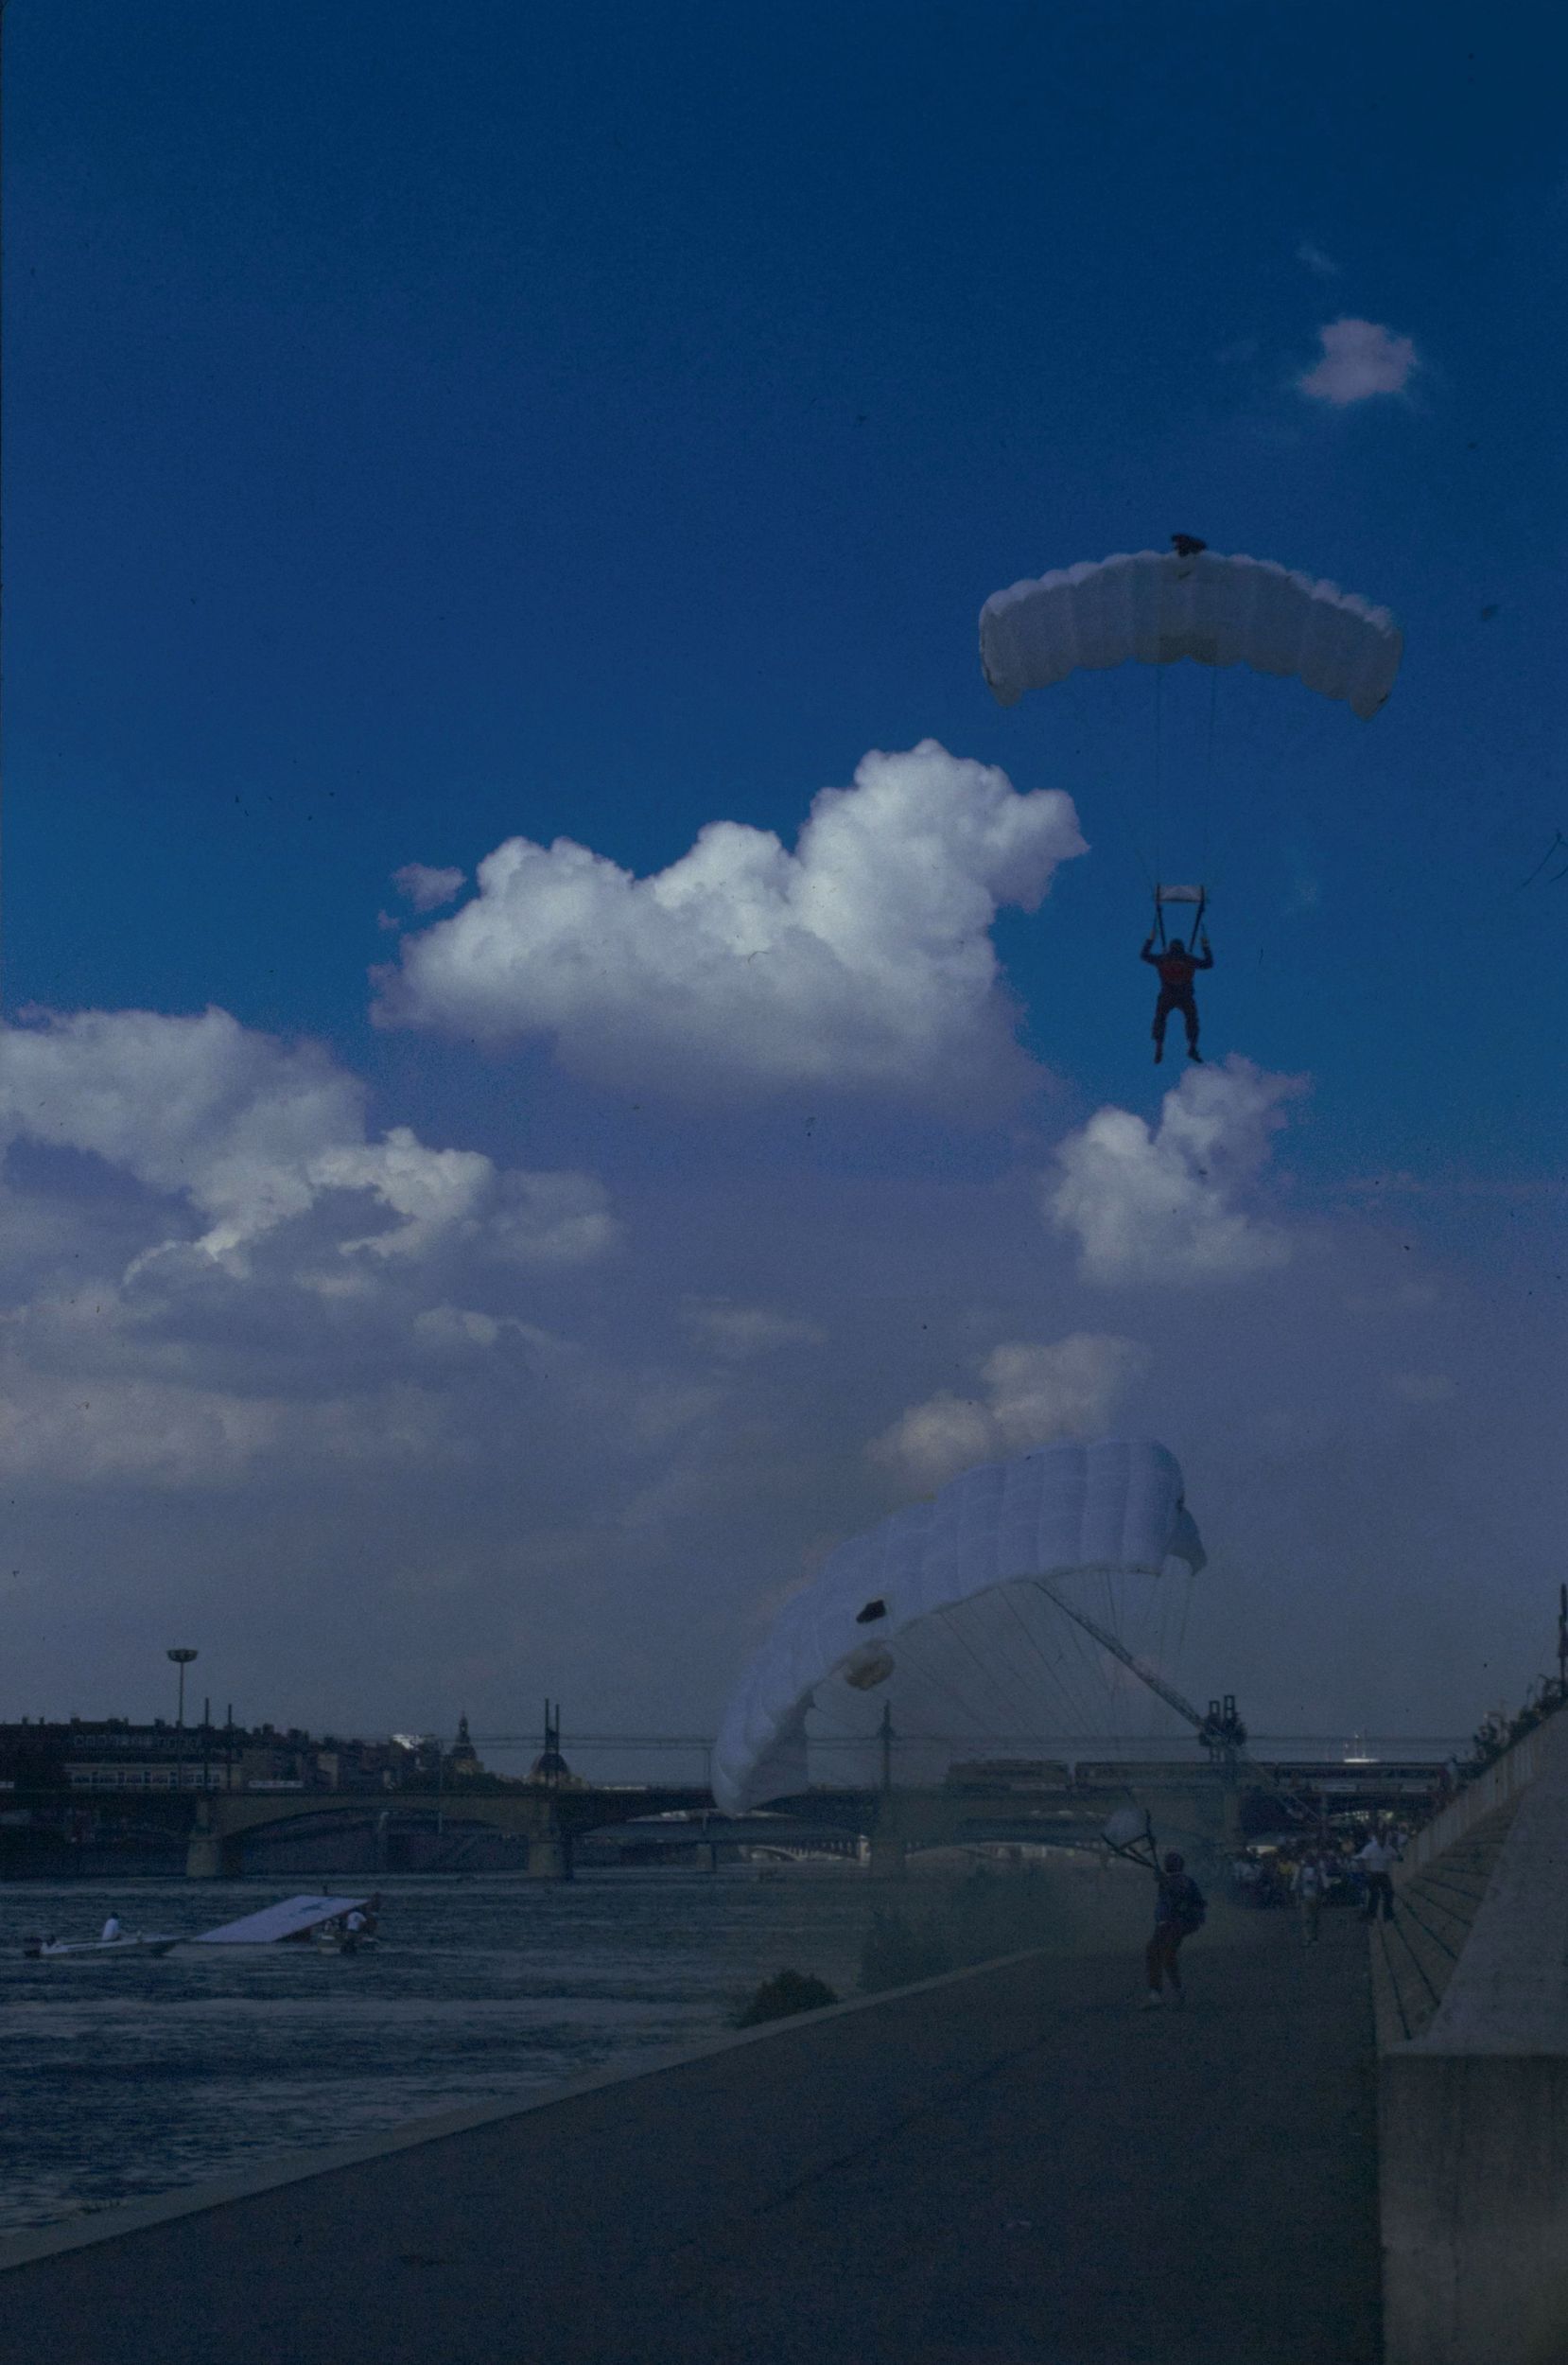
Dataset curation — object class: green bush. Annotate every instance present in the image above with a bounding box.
[734,1967,839,2027]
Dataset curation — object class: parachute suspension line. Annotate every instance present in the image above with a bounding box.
[988,1582,1100,1739]
[1154,1570,1201,1741]
[933,1594,1070,1741]
[996,1585,1101,1735]
[1200,665,1219,888]
[1039,679,1155,891]
[1098,1568,1133,1741]
[1145,1574,1175,1741]
[1151,665,1165,886]
[821,1629,983,1779]
[1198,696,1332,897]
[1090,767,1159,892]
[882,1631,993,1745]
[1152,1567,1194,1740]
[1032,1579,1213,1736]
[1175,1563,1194,1663]
[906,1604,1032,1743]
[1045,1577,1127,1731]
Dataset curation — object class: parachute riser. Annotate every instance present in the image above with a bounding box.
[1154,884,1207,955]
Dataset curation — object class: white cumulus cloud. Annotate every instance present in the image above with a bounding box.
[0,1371,458,1489]
[681,1299,828,1359]
[1298,317,1419,406]
[374,742,1087,1104]
[1296,240,1340,278]
[870,1333,1150,1489]
[410,1305,563,1356]
[1048,1059,1305,1286]
[0,1007,618,1270]
[393,864,466,912]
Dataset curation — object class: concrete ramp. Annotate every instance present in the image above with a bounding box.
[0,1910,1376,2365]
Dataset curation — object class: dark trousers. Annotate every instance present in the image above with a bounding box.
[1145,1921,1187,1991]
[1361,1871,1396,1922]
[1153,991,1199,1052]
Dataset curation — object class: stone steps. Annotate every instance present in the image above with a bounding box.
[1368,1796,1524,2046]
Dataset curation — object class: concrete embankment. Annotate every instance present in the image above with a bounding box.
[0,1904,1377,2365]
[1377,1708,1568,2365]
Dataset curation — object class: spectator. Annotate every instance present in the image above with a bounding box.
[1292,1854,1330,1945]
[1357,1827,1402,1922]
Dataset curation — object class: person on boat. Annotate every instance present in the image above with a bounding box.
[1141,928,1212,1064]
[344,1907,367,1936]
[100,1914,122,1943]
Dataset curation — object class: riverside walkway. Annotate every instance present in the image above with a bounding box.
[0,1906,1378,2365]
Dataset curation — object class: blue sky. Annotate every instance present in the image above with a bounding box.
[2,3,1564,1752]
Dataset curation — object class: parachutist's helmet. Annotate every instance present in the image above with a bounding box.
[1163,1851,1185,1872]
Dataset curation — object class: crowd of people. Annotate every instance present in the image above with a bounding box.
[1227,1823,1409,1937]
[1131,1817,1416,2009]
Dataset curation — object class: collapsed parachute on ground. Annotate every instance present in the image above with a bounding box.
[712,1438,1205,1816]
[980,546,1402,721]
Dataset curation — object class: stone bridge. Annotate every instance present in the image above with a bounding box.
[183,1759,1246,1878]
[2,1750,1257,1879]
[184,1783,714,1878]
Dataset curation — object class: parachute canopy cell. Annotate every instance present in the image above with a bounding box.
[711,1437,1205,1816]
[980,547,1402,720]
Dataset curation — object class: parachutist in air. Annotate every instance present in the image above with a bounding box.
[1141,928,1212,1064]
[1170,533,1207,559]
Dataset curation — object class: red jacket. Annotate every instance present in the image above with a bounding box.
[1142,942,1211,994]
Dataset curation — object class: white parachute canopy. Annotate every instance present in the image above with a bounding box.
[712,1438,1205,1816]
[980,546,1402,720]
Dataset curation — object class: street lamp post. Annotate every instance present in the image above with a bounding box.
[167,1649,198,1786]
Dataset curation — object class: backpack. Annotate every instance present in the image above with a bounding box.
[1172,1879,1207,1932]
[1162,1875,1205,1932]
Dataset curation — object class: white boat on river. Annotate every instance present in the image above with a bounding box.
[23,1931,179,1960]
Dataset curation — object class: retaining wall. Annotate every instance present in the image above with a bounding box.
[1379,1707,1568,2365]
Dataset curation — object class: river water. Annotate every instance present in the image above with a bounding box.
[0,1868,877,2236]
